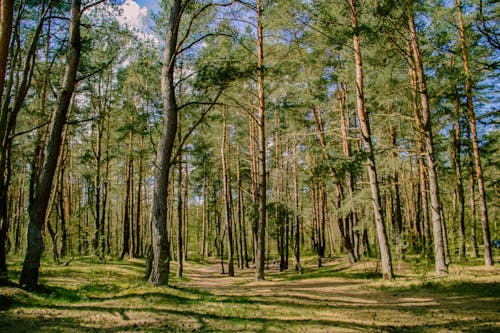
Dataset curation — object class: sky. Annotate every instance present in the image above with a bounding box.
[112,0,161,40]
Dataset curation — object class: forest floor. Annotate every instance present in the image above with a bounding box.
[0,254,499,332]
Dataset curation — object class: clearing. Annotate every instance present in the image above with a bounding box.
[0,256,499,332]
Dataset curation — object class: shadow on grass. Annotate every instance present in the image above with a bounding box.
[2,299,498,333]
[280,265,381,281]
[379,280,500,298]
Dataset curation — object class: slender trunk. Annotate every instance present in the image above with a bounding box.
[468,126,478,258]
[389,123,403,259]
[135,150,142,257]
[92,116,102,257]
[451,95,466,260]
[408,3,447,274]
[120,132,133,259]
[248,115,258,264]
[349,0,393,278]
[183,154,188,261]
[455,0,492,266]
[201,173,207,259]
[0,0,13,110]
[20,0,82,289]
[149,0,181,286]
[255,0,266,281]
[236,144,246,269]
[177,145,183,277]
[221,107,234,276]
[292,136,301,272]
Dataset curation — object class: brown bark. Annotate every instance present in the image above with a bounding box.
[20,0,82,289]
[292,136,301,273]
[349,0,393,279]
[408,2,447,274]
[120,132,133,259]
[149,0,181,286]
[221,107,234,276]
[451,96,466,260]
[176,128,183,278]
[0,0,13,110]
[455,0,492,266]
[255,0,266,281]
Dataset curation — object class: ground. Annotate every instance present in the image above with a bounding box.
[0,255,499,332]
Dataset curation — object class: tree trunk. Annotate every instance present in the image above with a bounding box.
[349,0,393,279]
[149,0,181,286]
[201,173,207,259]
[467,126,478,258]
[255,0,267,281]
[221,107,234,276]
[19,0,82,289]
[451,95,466,260]
[135,150,143,257]
[455,0,492,266]
[292,136,301,273]
[0,0,13,281]
[408,2,448,274]
[120,132,133,259]
[236,145,247,269]
[0,0,13,110]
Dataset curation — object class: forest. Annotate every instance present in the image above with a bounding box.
[0,0,499,331]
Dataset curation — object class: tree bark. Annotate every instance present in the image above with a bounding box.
[19,0,82,289]
[120,132,133,259]
[451,95,466,260]
[408,2,448,274]
[149,0,181,286]
[221,107,234,276]
[255,0,267,281]
[349,0,393,279]
[292,136,301,272]
[455,0,492,266]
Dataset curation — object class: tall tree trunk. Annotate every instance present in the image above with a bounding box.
[92,115,103,258]
[176,129,183,278]
[236,144,247,269]
[0,0,38,285]
[455,0,492,266]
[349,0,393,279]
[135,149,143,257]
[19,0,82,289]
[408,2,448,274]
[120,132,133,259]
[389,123,403,259]
[0,0,13,280]
[0,0,13,110]
[467,126,478,258]
[221,107,234,276]
[248,114,258,265]
[292,136,301,272]
[201,172,207,259]
[255,0,267,281]
[149,0,181,286]
[183,154,188,261]
[451,95,466,260]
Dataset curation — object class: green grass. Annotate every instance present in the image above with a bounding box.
[0,256,499,332]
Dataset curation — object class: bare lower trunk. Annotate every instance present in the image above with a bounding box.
[20,0,82,289]
[349,0,393,279]
[455,0,492,266]
[149,0,181,286]
[221,109,234,276]
[255,0,266,281]
[408,2,447,274]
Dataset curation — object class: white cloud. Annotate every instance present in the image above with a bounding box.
[118,0,153,35]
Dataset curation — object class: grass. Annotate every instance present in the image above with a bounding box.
[0,255,499,332]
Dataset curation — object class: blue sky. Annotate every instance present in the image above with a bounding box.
[134,0,160,12]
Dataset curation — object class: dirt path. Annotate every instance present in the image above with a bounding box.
[0,257,499,332]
